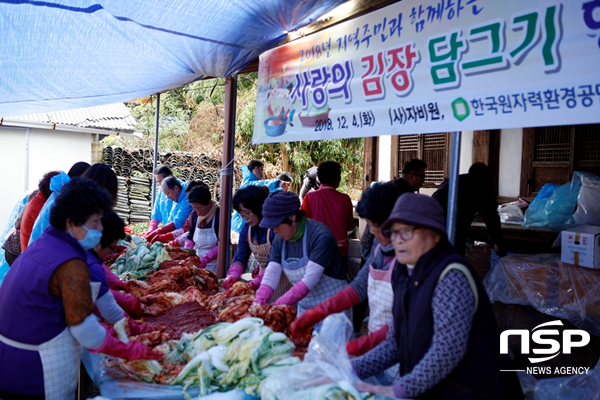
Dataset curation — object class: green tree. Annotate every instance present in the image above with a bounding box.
[101,73,364,199]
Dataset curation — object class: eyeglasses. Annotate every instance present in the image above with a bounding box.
[109,245,117,253]
[239,210,254,219]
[383,227,419,241]
[411,172,426,179]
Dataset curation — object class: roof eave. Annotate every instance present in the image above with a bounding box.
[0,118,143,138]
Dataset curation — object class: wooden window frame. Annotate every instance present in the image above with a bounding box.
[391,133,452,187]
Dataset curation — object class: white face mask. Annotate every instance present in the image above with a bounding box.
[70,224,103,250]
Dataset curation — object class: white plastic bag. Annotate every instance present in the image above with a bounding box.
[259,313,402,400]
[497,201,526,225]
[573,175,600,226]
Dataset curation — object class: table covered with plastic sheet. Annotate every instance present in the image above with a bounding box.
[483,253,600,337]
[81,350,256,400]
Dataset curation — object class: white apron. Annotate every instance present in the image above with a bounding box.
[193,215,218,273]
[366,244,400,382]
[91,281,102,303]
[248,226,292,302]
[0,328,81,400]
[281,223,350,331]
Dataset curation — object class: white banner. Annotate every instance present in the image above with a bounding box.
[252,0,600,143]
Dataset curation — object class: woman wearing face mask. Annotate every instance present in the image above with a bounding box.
[0,178,159,400]
[88,211,151,328]
[252,191,350,331]
[223,186,292,299]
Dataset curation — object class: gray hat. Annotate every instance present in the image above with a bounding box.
[259,190,300,229]
[381,193,447,236]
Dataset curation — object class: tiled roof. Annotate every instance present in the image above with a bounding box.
[5,103,138,133]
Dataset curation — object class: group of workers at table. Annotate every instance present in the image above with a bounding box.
[0,158,521,400]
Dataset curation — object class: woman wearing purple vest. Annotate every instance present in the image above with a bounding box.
[350,193,523,400]
[0,178,159,400]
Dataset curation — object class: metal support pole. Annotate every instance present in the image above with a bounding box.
[447,132,461,246]
[24,127,30,192]
[151,93,160,206]
[217,76,237,278]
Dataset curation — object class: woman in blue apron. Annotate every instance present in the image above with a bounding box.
[253,191,350,331]
[0,178,159,400]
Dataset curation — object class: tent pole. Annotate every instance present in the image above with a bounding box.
[151,93,160,206]
[24,127,30,192]
[217,76,237,278]
[447,131,461,246]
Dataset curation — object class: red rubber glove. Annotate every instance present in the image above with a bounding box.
[91,329,160,360]
[152,232,174,244]
[146,222,175,242]
[291,286,360,338]
[112,290,143,318]
[346,325,389,356]
[145,230,160,243]
[156,222,175,234]
[146,219,159,235]
[126,315,155,335]
[223,263,245,289]
[167,238,181,247]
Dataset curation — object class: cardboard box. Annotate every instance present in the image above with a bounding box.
[561,225,600,269]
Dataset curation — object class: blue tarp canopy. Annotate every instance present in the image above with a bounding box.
[0,0,346,117]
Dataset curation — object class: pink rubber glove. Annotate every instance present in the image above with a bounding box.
[112,290,143,319]
[184,239,195,249]
[253,284,275,305]
[126,314,155,335]
[90,328,160,360]
[198,245,218,268]
[146,219,159,234]
[248,268,266,290]
[102,264,128,292]
[223,263,245,289]
[203,245,219,262]
[274,281,310,306]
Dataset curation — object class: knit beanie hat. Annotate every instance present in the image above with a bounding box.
[381,193,447,236]
[259,190,301,229]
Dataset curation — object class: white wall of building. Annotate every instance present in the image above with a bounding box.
[378,135,392,182]
[0,127,28,233]
[459,131,474,174]
[498,128,523,197]
[0,126,92,232]
[28,128,92,190]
